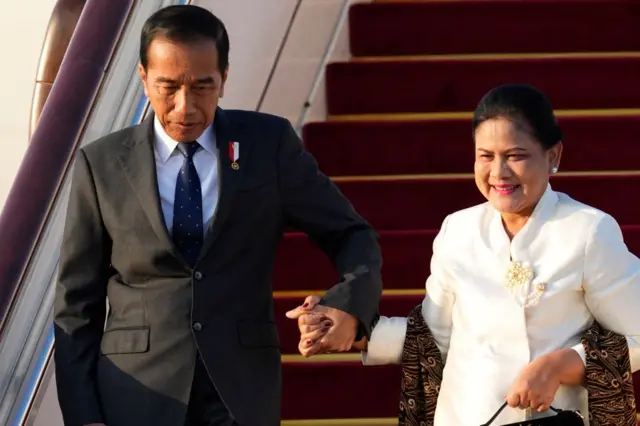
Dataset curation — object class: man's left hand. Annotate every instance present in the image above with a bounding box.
[286,296,358,356]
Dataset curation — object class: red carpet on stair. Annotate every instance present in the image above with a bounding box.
[283,363,640,421]
[279,0,640,421]
[273,226,640,292]
[349,0,640,57]
[335,175,640,230]
[303,116,640,176]
[274,230,435,292]
[326,56,640,115]
[282,362,401,419]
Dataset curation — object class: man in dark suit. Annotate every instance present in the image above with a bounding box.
[53,5,382,426]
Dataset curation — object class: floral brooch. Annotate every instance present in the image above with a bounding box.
[505,260,546,308]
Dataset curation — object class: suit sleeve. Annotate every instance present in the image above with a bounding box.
[277,119,383,338]
[54,149,110,425]
[363,216,454,365]
[576,213,640,372]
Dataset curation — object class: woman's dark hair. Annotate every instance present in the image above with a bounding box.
[140,5,230,72]
[472,84,563,150]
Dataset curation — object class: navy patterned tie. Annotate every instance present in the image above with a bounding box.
[172,142,203,267]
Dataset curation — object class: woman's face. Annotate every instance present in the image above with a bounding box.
[474,117,562,217]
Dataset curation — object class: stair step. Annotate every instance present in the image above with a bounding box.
[281,357,640,420]
[282,419,395,426]
[329,174,640,230]
[274,230,433,292]
[326,55,640,115]
[349,0,640,57]
[282,361,401,419]
[302,115,640,176]
[273,226,640,292]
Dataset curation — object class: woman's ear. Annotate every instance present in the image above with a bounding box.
[548,141,563,173]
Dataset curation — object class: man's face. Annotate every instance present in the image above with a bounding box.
[139,36,228,142]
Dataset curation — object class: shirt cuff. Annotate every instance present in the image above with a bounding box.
[570,342,587,367]
[361,316,407,366]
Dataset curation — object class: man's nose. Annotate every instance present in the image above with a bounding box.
[174,89,196,115]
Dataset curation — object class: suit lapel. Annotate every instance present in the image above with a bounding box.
[117,115,189,267]
[200,107,253,257]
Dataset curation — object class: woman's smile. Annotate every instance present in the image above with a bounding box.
[491,184,521,196]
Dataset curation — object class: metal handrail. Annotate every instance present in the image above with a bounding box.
[255,0,303,113]
[295,0,353,134]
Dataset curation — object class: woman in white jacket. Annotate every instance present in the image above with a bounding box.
[289,84,640,425]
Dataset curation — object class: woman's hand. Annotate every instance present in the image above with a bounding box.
[286,295,368,356]
[506,348,585,412]
[286,296,333,357]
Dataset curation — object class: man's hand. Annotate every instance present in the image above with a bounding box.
[286,295,359,357]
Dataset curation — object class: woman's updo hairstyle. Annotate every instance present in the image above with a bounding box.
[472,84,563,150]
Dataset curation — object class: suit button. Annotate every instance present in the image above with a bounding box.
[192,322,203,331]
[194,271,203,280]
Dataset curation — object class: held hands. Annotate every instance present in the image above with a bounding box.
[285,296,360,357]
[506,349,585,413]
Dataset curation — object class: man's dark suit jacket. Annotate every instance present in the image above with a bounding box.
[53,108,383,426]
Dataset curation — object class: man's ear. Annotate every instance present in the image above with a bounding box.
[138,64,149,98]
[219,65,229,98]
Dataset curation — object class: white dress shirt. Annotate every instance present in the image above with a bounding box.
[363,184,640,426]
[153,117,220,232]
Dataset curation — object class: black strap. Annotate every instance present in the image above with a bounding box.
[480,402,563,426]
